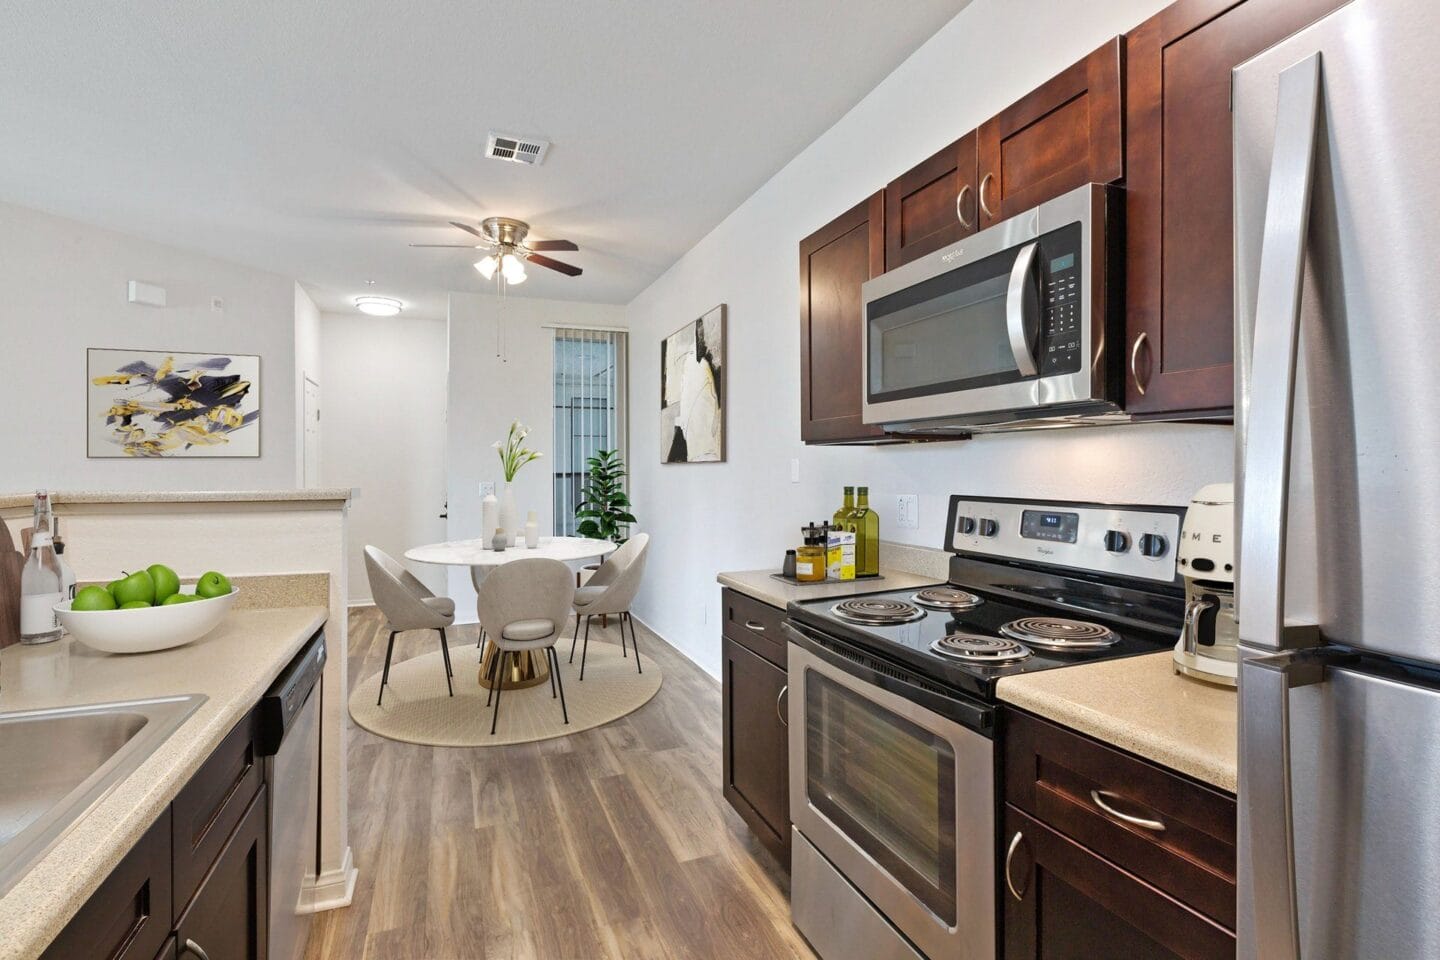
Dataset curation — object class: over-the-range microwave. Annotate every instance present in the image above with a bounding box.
[862,182,1124,432]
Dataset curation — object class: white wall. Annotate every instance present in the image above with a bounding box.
[293,284,322,486]
[319,311,448,603]
[0,200,299,490]
[446,293,626,614]
[624,0,1235,677]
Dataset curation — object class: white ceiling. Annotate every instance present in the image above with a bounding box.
[0,1,967,318]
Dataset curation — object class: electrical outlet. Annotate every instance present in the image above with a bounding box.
[479,481,496,498]
[897,494,919,529]
[790,458,801,483]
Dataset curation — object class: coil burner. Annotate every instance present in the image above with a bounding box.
[830,597,926,626]
[999,617,1117,651]
[911,586,984,612]
[930,633,1033,664]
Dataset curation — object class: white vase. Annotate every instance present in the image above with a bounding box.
[524,510,539,548]
[499,483,519,547]
[480,493,498,548]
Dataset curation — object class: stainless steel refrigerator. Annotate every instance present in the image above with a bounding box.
[1233,0,1440,957]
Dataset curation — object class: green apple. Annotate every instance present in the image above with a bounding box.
[120,600,152,609]
[195,571,232,599]
[147,563,180,603]
[73,585,118,611]
[161,593,199,605]
[105,578,124,601]
[111,570,155,606]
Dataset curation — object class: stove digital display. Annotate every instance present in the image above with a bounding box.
[1021,510,1079,543]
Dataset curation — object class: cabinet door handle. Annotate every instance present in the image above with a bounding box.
[1090,789,1166,832]
[1004,830,1029,901]
[979,173,997,220]
[745,620,766,632]
[1130,331,1151,396]
[183,940,213,960]
[776,685,789,727]
[955,184,973,229]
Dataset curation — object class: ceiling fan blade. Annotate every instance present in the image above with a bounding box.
[526,239,579,252]
[409,243,480,248]
[526,253,583,277]
[449,220,483,238]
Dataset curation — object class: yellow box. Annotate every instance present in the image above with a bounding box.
[827,530,856,581]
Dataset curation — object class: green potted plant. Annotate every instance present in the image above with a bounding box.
[576,449,637,544]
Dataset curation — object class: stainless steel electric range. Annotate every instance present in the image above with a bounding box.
[781,496,1187,960]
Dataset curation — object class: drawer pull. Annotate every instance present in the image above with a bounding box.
[1004,830,1029,900]
[745,620,767,632]
[1091,789,1166,832]
[183,940,213,960]
[776,685,789,727]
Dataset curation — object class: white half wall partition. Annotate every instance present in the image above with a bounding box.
[445,293,627,619]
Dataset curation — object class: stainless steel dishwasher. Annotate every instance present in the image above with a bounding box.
[259,629,325,960]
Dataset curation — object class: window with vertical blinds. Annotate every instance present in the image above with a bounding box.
[552,328,628,536]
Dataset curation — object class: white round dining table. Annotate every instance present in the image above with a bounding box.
[404,535,618,689]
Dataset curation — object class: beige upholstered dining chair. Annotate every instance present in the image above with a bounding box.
[364,545,455,706]
[476,558,576,735]
[570,533,650,680]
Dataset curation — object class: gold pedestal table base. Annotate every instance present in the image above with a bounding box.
[478,639,551,690]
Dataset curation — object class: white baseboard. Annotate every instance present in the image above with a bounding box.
[302,845,358,913]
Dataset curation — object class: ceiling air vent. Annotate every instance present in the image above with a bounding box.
[485,132,550,166]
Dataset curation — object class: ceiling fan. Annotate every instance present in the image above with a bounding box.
[410,217,582,283]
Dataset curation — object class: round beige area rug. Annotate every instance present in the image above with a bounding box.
[348,640,662,747]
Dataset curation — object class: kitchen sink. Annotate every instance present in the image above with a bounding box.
[0,695,206,897]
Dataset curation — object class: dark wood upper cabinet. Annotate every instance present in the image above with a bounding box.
[799,191,887,444]
[1124,0,1347,416]
[977,37,1124,229]
[884,132,978,268]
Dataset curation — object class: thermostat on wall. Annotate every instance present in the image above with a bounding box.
[127,280,167,307]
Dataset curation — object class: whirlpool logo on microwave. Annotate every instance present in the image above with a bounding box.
[941,248,966,263]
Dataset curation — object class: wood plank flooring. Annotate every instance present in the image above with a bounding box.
[305,607,815,960]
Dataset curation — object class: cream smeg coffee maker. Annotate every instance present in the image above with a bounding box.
[1173,483,1237,686]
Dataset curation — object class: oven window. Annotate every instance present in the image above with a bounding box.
[805,670,958,925]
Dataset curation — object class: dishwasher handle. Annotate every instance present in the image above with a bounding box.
[258,629,326,756]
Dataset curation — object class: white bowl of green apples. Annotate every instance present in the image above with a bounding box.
[55,564,238,654]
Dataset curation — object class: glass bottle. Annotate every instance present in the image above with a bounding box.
[20,530,64,644]
[31,489,53,539]
[832,487,854,534]
[853,487,880,577]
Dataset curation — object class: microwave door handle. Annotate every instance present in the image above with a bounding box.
[1236,52,1324,960]
[1005,241,1040,377]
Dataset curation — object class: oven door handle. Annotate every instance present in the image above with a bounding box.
[781,619,994,734]
[1005,241,1041,378]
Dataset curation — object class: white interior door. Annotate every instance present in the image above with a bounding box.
[302,376,321,487]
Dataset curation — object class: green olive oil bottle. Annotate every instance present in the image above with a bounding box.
[853,486,879,577]
[833,487,855,535]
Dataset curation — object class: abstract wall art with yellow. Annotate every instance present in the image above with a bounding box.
[87,348,260,458]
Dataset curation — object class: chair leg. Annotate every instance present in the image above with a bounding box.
[548,647,558,699]
[485,649,501,706]
[580,615,592,681]
[490,650,509,735]
[377,630,398,706]
[437,628,454,696]
[569,615,582,663]
[549,648,569,724]
[627,612,643,674]
[477,626,487,650]
[620,614,628,657]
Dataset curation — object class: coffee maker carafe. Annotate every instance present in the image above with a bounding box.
[1173,483,1237,687]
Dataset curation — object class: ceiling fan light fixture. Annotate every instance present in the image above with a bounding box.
[474,254,498,280]
[501,253,527,284]
[355,295,402,317]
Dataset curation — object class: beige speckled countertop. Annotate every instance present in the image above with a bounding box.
[0,605,328,960]
[717,567,941,609]
[0,488,353,510]
[998,651,1238,792]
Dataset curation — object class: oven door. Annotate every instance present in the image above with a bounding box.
[784,623,996,960]
[862,182,1110,427]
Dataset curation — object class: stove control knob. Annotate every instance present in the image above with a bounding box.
[1103,530,1130,553]
[958,516,977,535]
[978,518,999,538]
[1138,533,1169,558]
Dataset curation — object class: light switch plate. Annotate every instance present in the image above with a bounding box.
[479,481,496,498]
[897,494,919,529]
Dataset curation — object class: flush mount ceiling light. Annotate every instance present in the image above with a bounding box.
[355,296,403,317]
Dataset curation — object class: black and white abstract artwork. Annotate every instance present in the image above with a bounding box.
[660,305,725,463]
[87,348,261,458]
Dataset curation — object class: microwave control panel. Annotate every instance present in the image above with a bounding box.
[1038,222,1084,376]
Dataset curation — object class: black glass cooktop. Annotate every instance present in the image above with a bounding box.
[787,577,1180,701]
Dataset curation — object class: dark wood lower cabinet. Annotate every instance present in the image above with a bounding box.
[1003,805,1235,960]
[721,631,790,867]
[175,786,269,960]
